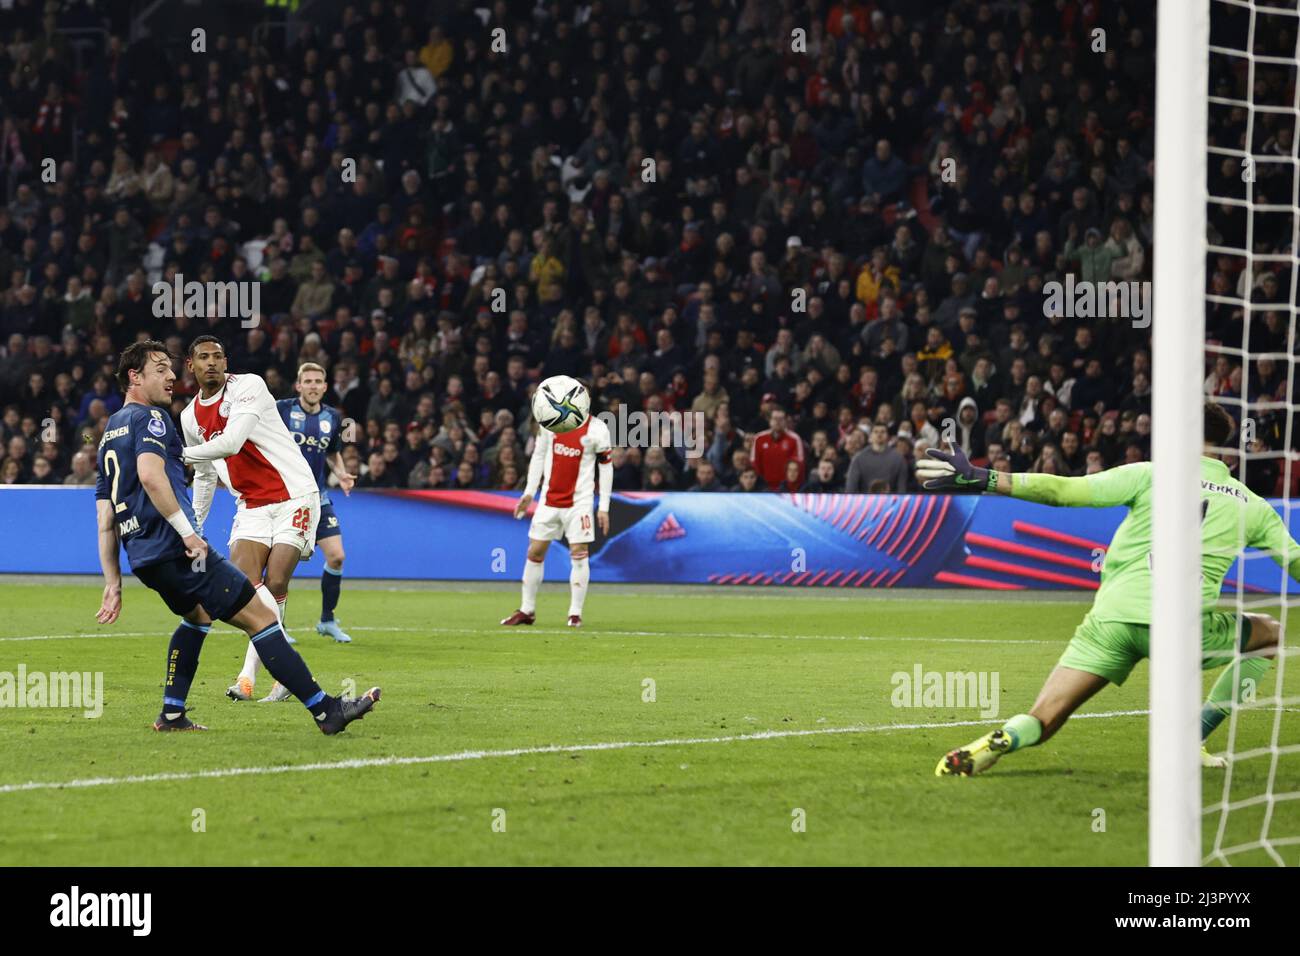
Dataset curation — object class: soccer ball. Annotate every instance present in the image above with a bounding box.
[532,375,590,433]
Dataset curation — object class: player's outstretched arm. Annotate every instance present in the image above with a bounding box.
[917,442,1143,508]
[1247,497,1300,584]
[180,411,258,463]
[94,498,123,624]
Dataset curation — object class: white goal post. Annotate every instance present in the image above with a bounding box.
[1151,0,1210,866]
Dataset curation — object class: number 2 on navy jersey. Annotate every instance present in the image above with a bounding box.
[102,450,127,514]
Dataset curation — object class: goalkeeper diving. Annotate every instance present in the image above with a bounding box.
[919,402,1289,776]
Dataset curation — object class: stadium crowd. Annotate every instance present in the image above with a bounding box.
[0,0,1276,499]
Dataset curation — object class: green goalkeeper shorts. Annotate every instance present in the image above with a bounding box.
[1057,610,1251,686]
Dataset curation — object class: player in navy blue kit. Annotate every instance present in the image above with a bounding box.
[93,341,380,733]
[278,362,357,643]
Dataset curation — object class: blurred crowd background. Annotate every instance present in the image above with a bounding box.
[0,0,1286,497]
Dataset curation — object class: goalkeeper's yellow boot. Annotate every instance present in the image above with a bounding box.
[1201,747,1230,769]
[935,729,1013,777]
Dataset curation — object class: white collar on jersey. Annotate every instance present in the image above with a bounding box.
[197,376,230,406]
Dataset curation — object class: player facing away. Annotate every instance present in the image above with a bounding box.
[501,412,613,628]
[179,335,321,703]
[93,341,379,733]
[921,403,1288,776]
[278,362,356,643]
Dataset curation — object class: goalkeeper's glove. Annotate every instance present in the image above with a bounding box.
[916,441,995,492]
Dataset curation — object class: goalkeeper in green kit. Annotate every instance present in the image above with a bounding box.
[920,402,1290,776]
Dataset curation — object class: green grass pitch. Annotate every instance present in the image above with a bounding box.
[0,579,1295,866]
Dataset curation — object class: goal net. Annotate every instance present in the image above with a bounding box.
[1157,0,1300,866]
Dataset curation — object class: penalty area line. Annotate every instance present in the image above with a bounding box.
[0,709,1148,795]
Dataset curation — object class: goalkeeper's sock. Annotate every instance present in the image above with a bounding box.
[1001,713,1043,751]
[568,555,589,617]
[163,619,209,711]
[521,556,543,614]
[321,564,342,622]
[248,623,326,714]
[1201,657,1272,741]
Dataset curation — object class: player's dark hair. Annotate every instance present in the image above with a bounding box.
[188,334,225,357]
[1205,401,1236,447]
[116,340,173,392]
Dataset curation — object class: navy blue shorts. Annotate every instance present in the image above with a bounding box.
[317,500,342,541]
[134,550,257,623]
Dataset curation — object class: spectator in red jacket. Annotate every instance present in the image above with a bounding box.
[752,408,806,489]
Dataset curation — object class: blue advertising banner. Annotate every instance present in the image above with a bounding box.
[1,487,1296,593]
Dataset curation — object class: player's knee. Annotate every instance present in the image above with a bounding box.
[1244,613,1281,655]
[527,542,548,562]
[328,550,345,570]
[570,546,588,561]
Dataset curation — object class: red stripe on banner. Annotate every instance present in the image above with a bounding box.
[401,489,524,514]
[1012,520,1107,553]
[715,573,735,585]
[822,570,844,586]
[965,532,1098,572]
[965,555,1100,589]
[791,572,811,586]
[869,499,906,548]
[846,497,872,535]
[832,496,852,528]
[886,568,906,587]
[807,570,828,586]
[858,497,887,539]
[779,570,798,584]
[884,498,921,556]
[935,570,1025,590]
[896,496,937,564]
[907,495,951,565]
[867,568,892,587]
[1223,578,1271,594]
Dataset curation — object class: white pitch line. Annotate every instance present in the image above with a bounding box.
[0,626,1060,646]
[0,709,1148,795]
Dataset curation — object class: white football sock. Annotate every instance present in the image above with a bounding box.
[521,557,544,614]
[238,585,280,684]
[568,555,589,617]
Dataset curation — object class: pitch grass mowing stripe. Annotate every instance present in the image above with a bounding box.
[0,709,1149,795]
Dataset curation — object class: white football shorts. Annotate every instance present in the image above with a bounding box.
[529,502,596,544]
[229,492,321,559]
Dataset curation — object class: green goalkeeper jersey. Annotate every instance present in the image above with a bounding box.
[1009,457,1300,624]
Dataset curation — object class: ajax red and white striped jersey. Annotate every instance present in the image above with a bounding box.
[528,415,612,509]
[181,373,316,508]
